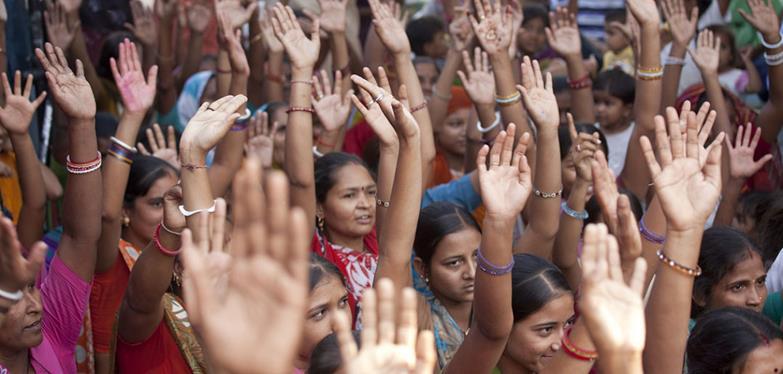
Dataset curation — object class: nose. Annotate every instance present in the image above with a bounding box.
[357,191,372,209]
[747,286,764,308]
[465,256,476,280]
[25,289,42,315]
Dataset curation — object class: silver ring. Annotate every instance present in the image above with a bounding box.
[373,93,385,103]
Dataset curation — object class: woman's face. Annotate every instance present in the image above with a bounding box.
[125,173,178,244]
[420,227,482,305]
[594,91,631,131]
[705,250,767,313]
[321,164,377,239]
[415,61,438,100]
[298,273,351,368]
[504,293,575,372]
[438,108,470,157]
[518,18,547,55]
[0,286,43,350]
[733,339,783,373]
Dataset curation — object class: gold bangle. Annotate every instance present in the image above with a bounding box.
[636,66,662,74]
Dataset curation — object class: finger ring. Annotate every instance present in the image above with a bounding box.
[479,15,486,21]
[317,94,324,100]
[373,93,385,103]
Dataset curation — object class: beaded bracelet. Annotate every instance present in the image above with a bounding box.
[567,74,592,90]
[231,108,253,131]
[290,80,313,86]
[181,163,208,172]
[758,32,783,50]
[178,200,217,217]
[110,136,137,153]
[376,199,390,208]
[477,111,501,133]
[639,217,665,244]
[657,250,702,277]
[562,329,598,361]
[534,187,562,199]
[286,107,315,114]
[561,201,588,220]
[0,288,23,301]
[153,224,182,256]
[66,152,102,174]
[476,247,514,276]
[410,101,428,113]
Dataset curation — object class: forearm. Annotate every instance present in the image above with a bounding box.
[660,52,686,112]
[394,53,435,182]
[329,32,351,92]
[248,18,266,106]
[263,52,285,102]
[429,50,462,130]
[180,147,216,235]
[635,23,663,131]
[465,103,498,173]
[599,350,643,374]
[523,128,562,256]
[643,230,703,374]
[760,33,783,143]
[125,230,180,314]
[474,215,514,339]
[744,61,763,93]
[180,32,205,92]
[285,66,317,231]
[315,128,346,154]
[564,54,595,124]
[363,29,386,70]
[70,29,108,102]
[375,142,399,238]
[639,197,665,289]
[490,54,533,140]
[10,134,46,247]
[158,18,178,114]
[714,178,744,226]
[702,72,734,137]
[552,180,588,289]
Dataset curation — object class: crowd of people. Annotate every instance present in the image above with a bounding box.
[0,0,782,372]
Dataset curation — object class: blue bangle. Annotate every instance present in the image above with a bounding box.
[561,201,588,220]
[230,108,252,131]
[476,247,514,276]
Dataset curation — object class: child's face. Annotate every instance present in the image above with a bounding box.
[518,18,547,55]
[594,90,631,131]
[605,24,629,53]
[719,39,733,70]
[424,31,450,59]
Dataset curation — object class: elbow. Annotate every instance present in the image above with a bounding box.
[477,314,514,342]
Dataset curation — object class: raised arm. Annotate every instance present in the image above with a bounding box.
[179,2,212,92]
[659,0,698,112]
[312,70,353,154]
[126,0,160,73]
[619,0,662,201]
[260,16,286,103]
[156,0,180,115]
[311,0,351,90]
[274,3,321,232]
[446,125,531,373]
[96,40,158,273]
[547,7,595,124]
[691,30,733,138]
[514,58,562,257]
[458,47,501,172]
[35,43,101,281]
[430,12,473,132]
[0,72,47,248]
[641,110,725,374]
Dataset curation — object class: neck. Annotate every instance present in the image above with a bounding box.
[498,353,534,374]
[122,227,150,251]
[325,229,364,252]
[436,295,472,331]
[441,150,465,175]
[0,347,30,373]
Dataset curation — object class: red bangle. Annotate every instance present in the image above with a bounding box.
[286,107,315,114]
[410,101,428,113]
[266,73,284,84]
[567,74,592,90]
[561,328,598,361]
[153,224,182,256]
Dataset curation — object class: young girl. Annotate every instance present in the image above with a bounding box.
[707,25,762,99]
[431,87,472,187]
[593,68,636,176]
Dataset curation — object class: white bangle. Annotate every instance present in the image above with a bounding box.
[160,221,182,235]
[765,50,783,66]
[758,32,783,49]
[178,200,217,217]
[0,287,23,301]
[312,145,324,158]
[110,136,138,153]
[477,111,501,133]
[664,56,685,66]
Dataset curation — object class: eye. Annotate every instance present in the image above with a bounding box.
[339,296,350,308]
[757,276,767,285]
[446,259,464,268]
[731,283,745,292]
[537,326,554,337]
[309,308,327,321]
[343,192,356,199]
[367,189,377,197]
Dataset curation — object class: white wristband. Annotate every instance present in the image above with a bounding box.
[178,200,217,217]
[312,145,324,158]
[0,287,23,301]
[758,32,783,49]
[477,111,501,133]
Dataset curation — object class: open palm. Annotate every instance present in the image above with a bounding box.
[111,39,157,113]
[368,0,411,54]
[517,57,559,129]
[316,0,348,33]
[35,43,95,120]
[271,3,320,69]
[469,0,512,56]
[726,123,773,179]
[477,124,532,219]
[739,0,781,38]
[690,30,720,74]
[662,0,698,47]
[313,70,353,132]
[215,0,258,29]
[0,72,47,135]
[546,7,581,57]
[181,95,247,154]
[458,48,495,105]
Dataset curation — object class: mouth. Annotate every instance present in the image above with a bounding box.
[24,319,42,331]
[464,283,475,292]
[355,214,373,225]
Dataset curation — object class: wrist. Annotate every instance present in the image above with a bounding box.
[291,67,314,80]
[763,32,782,45]
[482,213,517,230]
[726,176,747,189]
[68,117,95,127]
[392,50,413,62]
[8,132,32,144]
[670,43,688,57]
[179,143,206,165]
[489,52,512,66]
[563,53,584,64]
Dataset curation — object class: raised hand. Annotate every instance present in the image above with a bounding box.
[313,70,353,132]
[110,39,158,113]
[215,0,258,29]
[567,114,600,182]
[182,160,309,374]
[260,17,284,54]
[579,224,647,357]
[661,0,698,48]
[368,0,411,55]
[307,0,348,34]
[0,217,46,303]
[690,29,721,75]
[457,47,495,106]
[0,72,47,135]
[125,0,158,47]
[138,123,180,169]
[155,0,178,19]
[640,108,725,232]
[58,0,81,14]
[335,278,436,374]
[725,122,773,180]
[270,3,320,70]
[351,75,398,148]
[35,43,96,120]
[180,95,248,156]
[351,67,396,120]
[739,0,781,42]
[44,0,80,51]
[245,112,277,168]
[385,85,420,142]
[162,184,187,234]
[477,124,532,219]
[468,0,514,56]
[507,0,523,58]
[545,7,581,58]
[449,5,474,51]
[188,2,213,33]
[517,56,559,129]
[591,151,621,232]
[626,0,661,26]
[218,10,251,75]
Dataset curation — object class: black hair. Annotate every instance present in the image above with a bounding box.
[687,307,783,373]
[309,253,346,292]
[691,227,763,318]
[414,202,480,266]
[604,9,626,25]
[314,152,372,204]
[123,155,178,208]
[585,187,643,224]
[406,16,446,56]
[97,31,140,81]
[558,123,610,160]
[594,68,636,104]
[736,191,778,236]
[522,4,549,27]
[758,196,783,266]
[308,331,361,374]
[511,253,572,321]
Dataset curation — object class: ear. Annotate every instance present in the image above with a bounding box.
[413,256,428,279]
[692,289,708,308]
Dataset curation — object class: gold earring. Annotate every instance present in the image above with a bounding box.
[122,216,130,227]
[316,215,325,233]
